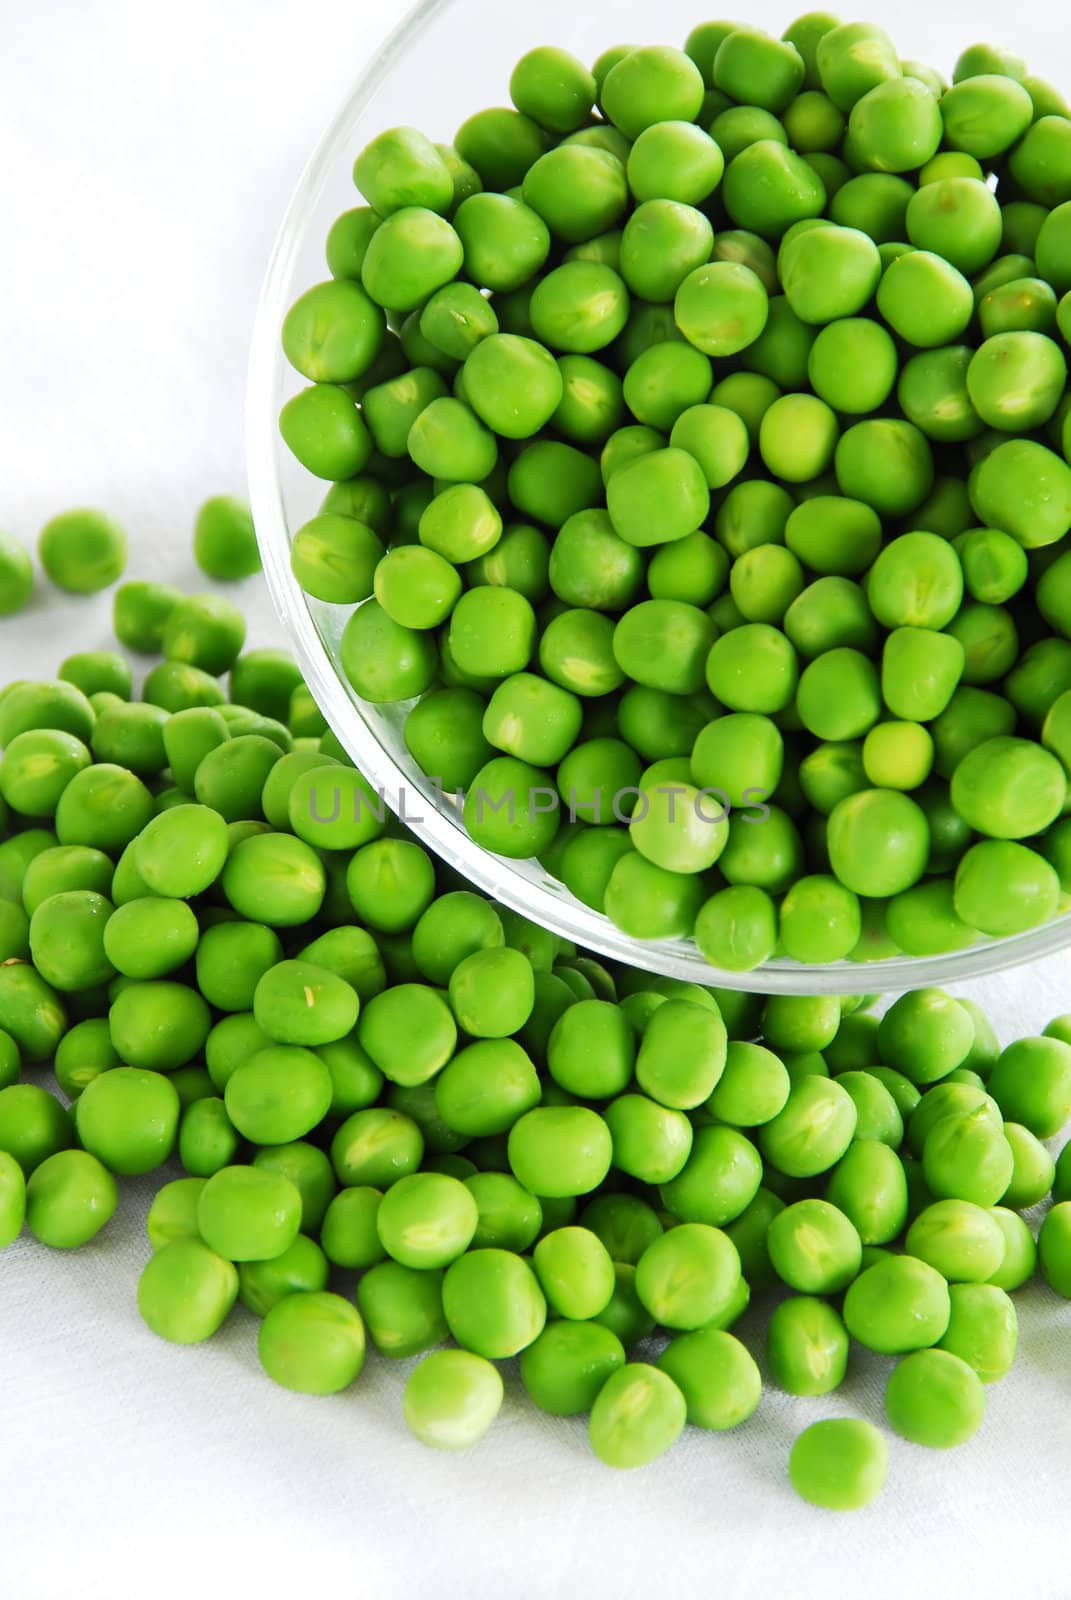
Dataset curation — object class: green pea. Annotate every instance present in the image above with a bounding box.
[906,1199,1006,1283]
[37,508,126,594]
[706,1041,789,1127]
[601,1093,691,1186]
[196,1164,303,1262]
[439,1246,546,1359]
[22,1147,116,1249]
[370,1170,478,1270]
[514,1320,624,1419]
[319,1186,384,1271]
[826,1140,908,1244]
[257,1290,366,1395]
[74,1068,178,1175]
[102,897,199,981]
[330,1107,423,1188]
[767,1196,862,1295]
[237,1234,330,1318]
[0,1148,27,1246]
[528,1225,615,1321]
[404,1348,503,1450]
[789,1417,887,1511]
[938,1282,1018,1384]
[987,1207,1037,1292]
[0,962,67,1061]
[1038,1201,1071,1297]
[922,1108,1014,1209]
[507,1106,611,1198]
[885,1347,985,1449]
[986,1035,1071,1137]
[1003,1118,1057,1206]
[137,1237,238,1343]
[462,1170,540,1251]
[0,531,32,615]
[589,1362,686,1469]
[768,1295,850,1397]
[176,1096,239,1178]
[758,1075,857,1178]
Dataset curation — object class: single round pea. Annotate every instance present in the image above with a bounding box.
[938,1282,1018,1384]
[603,1093,692,1186]
[38,508,126,593]
[374,1171,478,1270]
[508,1106,611,1198]
[24,1148,117,1249]
[354,1259,445,1358]
[988,1207,1037,1292]
[589,1362,687,1469]
[600,44,704,138]
[441,1247,546,1359]
[722,140,826,238]
[330,1107,423,1189]
[906,1199,1006,1283]
[520,1319,626,1418]
[58,649,131,707]
[107,979,210,1072]
[758,1076,858,1178]
[443,945,533,1040]
[0,728,91,818]
[0,530,32,615]
[103,897,199,980]
[922,1109,1015,1209]
[657,1122,761,1229]
[464,1171,541,1251]
[843,1254,951,1354]
[196,1164,303,1262]
[319,1186,385,1271]
[224,1045,333,1145]
[885,1347,985,1449]
[258,1290,366,1395]
[237,1233,330,1318]
[707,1041,790,1127]
[531,1225,615,1321]
[404,1349,504,1450]
[634,1222,740,1331]
[177,1095,239,1179]
[137,1237,238,1343]
[0,1148,27,1247]
[675,261,770,358]
[767,1197,862,1295]
[1038,1202,1071,1297]
[826,1140,908,1245]
[74,1068,179,1175]
[221,832,325,927]
[355,983,456,1088]
[768,1296,850,1397]
[877,989,974,1086]
[987,1036,1071,1138]
[655,1325,761,1432]
[789,1418,888,1511]
[0,1082,73,1175]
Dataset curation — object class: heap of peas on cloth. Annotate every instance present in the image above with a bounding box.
[3,525,1071,1512]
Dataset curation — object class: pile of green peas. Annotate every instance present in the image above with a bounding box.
[279,15,1071,970]
[2,587,1071,1514]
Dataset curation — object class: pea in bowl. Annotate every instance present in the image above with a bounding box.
[248,0,1071,992]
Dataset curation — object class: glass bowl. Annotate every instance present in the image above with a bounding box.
[247,0,1071,993]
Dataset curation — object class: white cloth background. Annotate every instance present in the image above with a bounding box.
[2,3,1070,1596]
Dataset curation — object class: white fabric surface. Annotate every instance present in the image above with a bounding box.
[2,3,1071,1596]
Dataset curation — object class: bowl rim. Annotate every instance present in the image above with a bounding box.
[245,0,1071,994]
